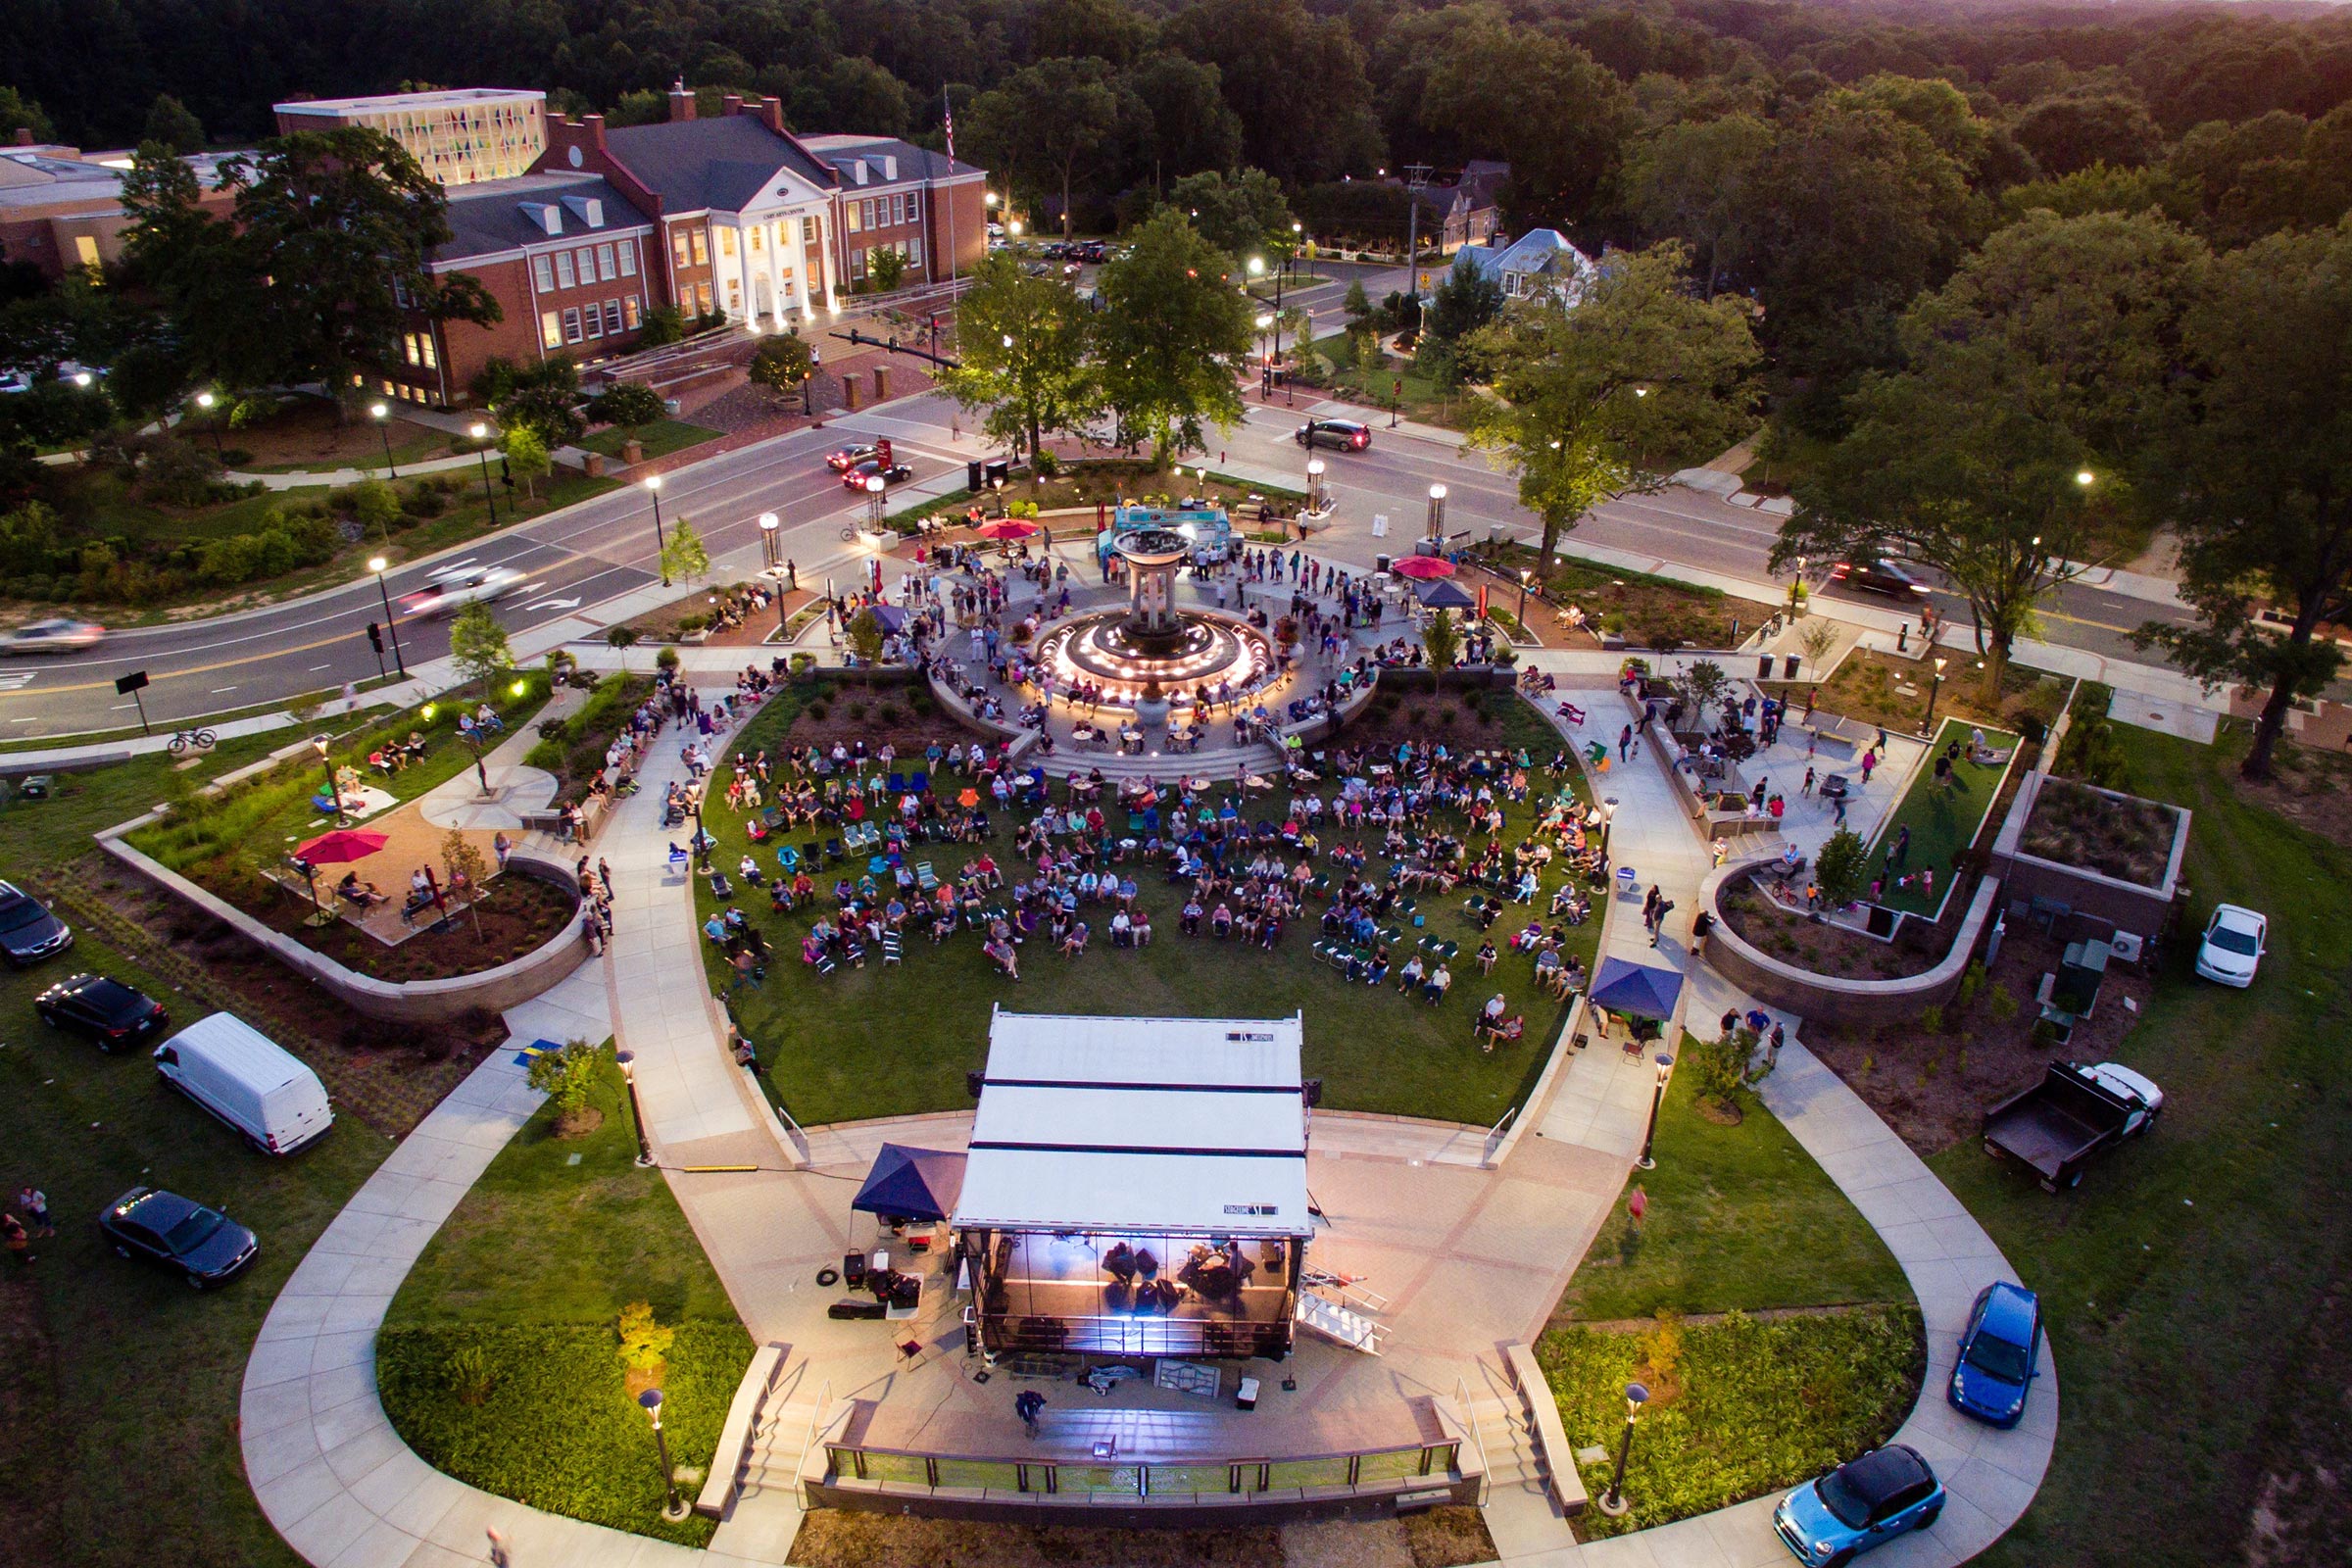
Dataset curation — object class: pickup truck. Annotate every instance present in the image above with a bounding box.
[1982,1061,2163,1191]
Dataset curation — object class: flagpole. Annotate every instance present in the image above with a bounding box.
[942,85,960,291]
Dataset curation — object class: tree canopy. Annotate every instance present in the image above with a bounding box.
[1092,210,1252,465]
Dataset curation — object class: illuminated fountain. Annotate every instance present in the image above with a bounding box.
[1028,527,1275,717]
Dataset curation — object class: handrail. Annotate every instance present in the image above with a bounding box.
[826,1433,1458,1473]
[791,1380,832,1487]
[1455,1375,1494,1506]
[1482,1102,1518,1163]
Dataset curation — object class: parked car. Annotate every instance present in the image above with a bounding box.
[1296,418,1372,452]
[397,564,520,618]
[1042,241,1071,261]
[35,971,170,1050]
[824,440,882,472]
[154,1011,335,1154]
[1982,1059,2162,1191]
[841,458,912,490]
[1826,557,1932,597]
[0,880,73,966]
[1773,1445,1945,1565]
[97,1187,258,1289]
[2194,903,2267,987]
[1949,1281,2043,1428]
[0,616,107,654]
[1076,240,1107,263]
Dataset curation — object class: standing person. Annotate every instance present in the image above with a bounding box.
[1649,896,1675,948]
[486,1527,512,1568]
[1015,1389,1047,1436]
[4,1211,30,1265]
[493,830,512,873]
[16,1186,52,1238]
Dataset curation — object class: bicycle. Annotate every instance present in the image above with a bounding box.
[167,727,217,756]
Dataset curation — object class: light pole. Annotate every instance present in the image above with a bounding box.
[469,422,498,526]
[1596,1383,1650,1517]
[313,735,345,826]
[1788,556,1807,616]
[1516,568,1533,632]
[637,1389,689,1520]
[369,401,399,480]
[1305,457,1326,515]
[194,391,225,461]
[1599,796,1619,864]
[615,1049,653,1166]
[865,473,888,537]
[1925,656,1948,733]
[1425,483,1446,549]
[645,474,668,585]
[1636,1053,1675,1170]
[368,555,408,678]
[759,511,781,571]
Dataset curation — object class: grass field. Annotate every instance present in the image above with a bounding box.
[696,683,1600,1128]
[581,419,722,462]
[1942,724,2352,1568]
[1866,717,2017,915]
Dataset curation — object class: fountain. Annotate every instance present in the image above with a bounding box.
[1027,526,1276,713]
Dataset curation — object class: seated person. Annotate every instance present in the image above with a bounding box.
[336,872,388,906]
[1396,954,1426,993]
[1476,939,1498,974]
[738,854,764,888]
[1423,962,1453,1004]
[704,912,731,945]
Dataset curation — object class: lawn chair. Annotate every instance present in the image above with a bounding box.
[822,837,845,865]
[908,770,929,794]
[776,844,801,874]
[887,771,907,794]
[916,862,939,892]
[882,934,904,965]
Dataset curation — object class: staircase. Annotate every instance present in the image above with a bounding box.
[707,1392,825,1560]
[1295,1289,1385,1354]
[1463,1390,1552,1500]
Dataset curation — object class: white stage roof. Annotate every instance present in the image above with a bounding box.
[953,1009,1311,1239]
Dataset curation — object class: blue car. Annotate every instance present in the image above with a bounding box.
[1773,1445,1945,1565]
[1949,1280,2042,1427]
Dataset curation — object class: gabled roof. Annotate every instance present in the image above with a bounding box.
[798,133,984,185]
[1455,227,1597,296]
[437,172,653,261]
[604,115,837,214]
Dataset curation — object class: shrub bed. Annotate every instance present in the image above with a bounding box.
[2019,776,2178,885]
[525,673,655,801]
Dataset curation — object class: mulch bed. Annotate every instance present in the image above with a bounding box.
[1339,691,1544,754]
[1802,925,2156,1154]
[749,686,961,757]
[2020,777,2178,884]
[2234,738,2352,852]
[1716,871,1947,982]
[249,870,577,982]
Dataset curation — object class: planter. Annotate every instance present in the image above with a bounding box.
[1134,696,1171,731]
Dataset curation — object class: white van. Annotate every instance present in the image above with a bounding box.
[153,1012,334,1154]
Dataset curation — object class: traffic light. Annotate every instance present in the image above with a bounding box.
[366,621,384,654]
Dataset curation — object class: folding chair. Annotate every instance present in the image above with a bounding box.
[813,953,837,976]
[916,862,939,892]
[887,771,907,794]
[776,844,801,873]
[909,770,929,794]
[882,934,904,965]
[822,837,845,865]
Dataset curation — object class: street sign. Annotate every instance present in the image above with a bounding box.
[115,669,153,735]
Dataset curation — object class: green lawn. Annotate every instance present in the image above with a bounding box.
[0,928,385,1568]
[581,419,722,462]
[246,425,454,474]
[57,472,333,546]
[1939,724,2352,1568]
[1554,1069,1908,1322]
[381,1053,751,1546]
[0,733,285,864]
[1867,717,2018,915]
[699,683,1599,1128]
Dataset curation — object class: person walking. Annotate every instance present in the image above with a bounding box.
[1618,724,1633,761]
[1015,1389,1047,1436]
[492,830,512,873]
[16,1186,52,1239]
[1649,896,1675,948]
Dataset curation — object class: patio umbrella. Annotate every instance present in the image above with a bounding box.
[1417,579,1478,611]
[294,827,389,865]
[978,519,1040,540]
[1391,555,1455,580]
[1587,956,1685,1021]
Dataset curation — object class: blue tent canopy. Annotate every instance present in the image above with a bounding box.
[1417,579,1478,610]
[1588,956,1685,1021]
[868,604,909,633]
[851,1144,967,1222]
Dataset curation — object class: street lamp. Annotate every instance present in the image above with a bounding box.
[615,1049,653,1166]
[1636,1053,1675,1170]
[1306,457,1326,514]
[368,555,408,678]
[1596,1383,1650,1517]
[72,370,92,388]
[2076,468,2094,488]
[1599,796,1619,864]
[1925,656,1948,732]
[644,474,668,585]
[469,422,498,526]
[637,1389,689,1521]
[312,735,346,826]
[759,511,781,572]
[194,390,225,461]
[865,472,888,535]
[368,401,399,480]
[1788,556,1807,615]
[1425,483,1446,546]
[1516,567,1534,631]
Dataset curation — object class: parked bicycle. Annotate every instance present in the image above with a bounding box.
[167,727,217,755]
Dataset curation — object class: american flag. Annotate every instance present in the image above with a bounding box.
[942,87,956,160]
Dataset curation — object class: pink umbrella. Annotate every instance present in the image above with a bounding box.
[1391,555,1455,580]
[294,827,388,864]
[977,519,1041,540]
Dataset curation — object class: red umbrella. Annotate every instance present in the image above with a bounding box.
[294,827,389,864]
[977,519,1040,540]
[1391,555,1455,580]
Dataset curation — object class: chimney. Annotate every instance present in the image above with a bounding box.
[11,128,31,147]
[581,113,607,151]
[723,93,744,119]
[667,79,697,122]
[758,96,786,134]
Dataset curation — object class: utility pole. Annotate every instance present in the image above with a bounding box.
[1401,165,1432,299]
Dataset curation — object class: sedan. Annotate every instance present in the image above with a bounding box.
[1773,1445,1944,1566]
[824,441,882,472]
[0,616,107,654]
[1826,557,1931,597]
[398,565,520,618]
[1949,1281,2043,1427]
[99,1187,259,1289]
[36,971,170,1051]
[841,458,911,490]
[0,880,73,966]
[2194,902,2267,987]
[1297,418,1372,452]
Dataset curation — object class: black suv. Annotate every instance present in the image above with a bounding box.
[1296,418,1371,452]
[98,1187,259,1289]
[1827,556,1931,597]
[36,972,170,1050]
[0,880,72,966]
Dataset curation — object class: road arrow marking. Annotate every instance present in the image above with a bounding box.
[0,672,36,691]
[527,596,583,612]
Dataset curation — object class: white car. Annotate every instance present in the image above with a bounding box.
[2194,903,2267,987]
[397,565,520,618]
[0,617,107,654]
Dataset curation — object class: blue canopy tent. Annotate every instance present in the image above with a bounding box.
[851,1144,967,1223]
[1587,956,1685,1021]
[867,604,909,634]
[1417,579,1478,611]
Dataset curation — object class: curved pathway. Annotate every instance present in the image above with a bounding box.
[238,649,2055,1568]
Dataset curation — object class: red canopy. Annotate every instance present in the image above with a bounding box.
[294,827,389,864]
[977,519,1041,540]
[1391,555,1455,580]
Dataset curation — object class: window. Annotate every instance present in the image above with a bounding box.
[563,307,582,343]
[554,251,576,289]
[73,235,99,268]
[616,238,637,277]
[541,311,563,349]
[603,300,623,334]
[419,332,437,369]
[584,302,603,337]
[691,229,709,267]
[851,247,866,280]
[532,254,556,292]
[401,333,417,366]
[695,281,714,315]
[748,224,763,254]
[717,227,737,258]
[576,246,597,279]
[621,297,641,329]
[596,243,615,280]
[908,236,922,269]
[846,201,861,234]
[804,216,820,243]
[392,277,411,308]
[672,230,693,269]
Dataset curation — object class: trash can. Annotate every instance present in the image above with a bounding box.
[1784,654,1801,678]
[1376,554,1393,575]
[1759,655,1774,678]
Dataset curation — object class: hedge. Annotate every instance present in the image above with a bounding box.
[377,1319,754,1545]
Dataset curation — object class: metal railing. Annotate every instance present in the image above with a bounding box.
[823,1436,1463,1500]
[1455,1375,1494,1506]
[973,1310,1291,1360]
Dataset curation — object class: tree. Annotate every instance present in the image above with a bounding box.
[867,246,906,292]
[1814,827,1870,907]
[1624,114,1774,298]
[142,94,205,155]
[351,478,401,541]
[2137,220,2352,781]
[616,1301,675,1375]
[440,827,489,941]
[661,515,711,586]
[1423,608,1461,681]
[847,607,886,662]
[1424,256,1502,342]
[1167,168,1294,266]
[1421,27,1636,225]
[527,1037,602,1133]
[606,625,639,669]
[586,381,664,428]
[1342,278,1373,333]
[1686,1026,1755,1112]
[748,334,814,411]
[1122,56,1244,185]
[1465,243,1760,575]
[1160,0,1384,185]
[1092,210,1252,466]
[494,384,584,449]
[2012,93,2163,177]
[0,87,52,145]
[501,426,551,501]
[936,254,1097,461]
[448,601,512,695]
[962,58,1127,239]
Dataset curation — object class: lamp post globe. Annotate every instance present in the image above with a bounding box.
[1598,1382,1650,1515]
[637,1388,689,1520]
[466,421,499,526]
